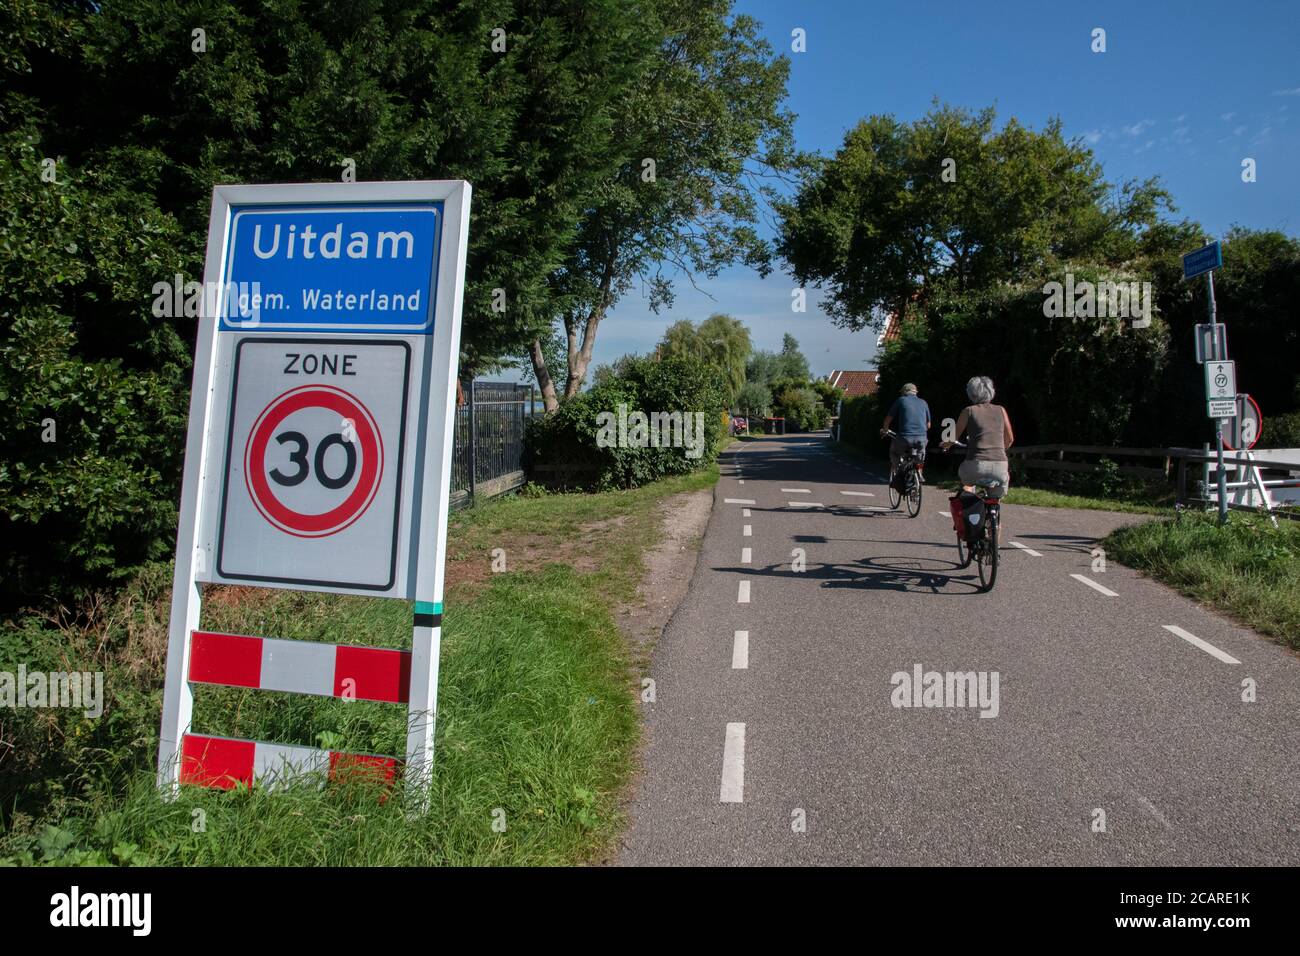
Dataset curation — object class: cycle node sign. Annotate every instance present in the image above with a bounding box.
[215,337,410,591]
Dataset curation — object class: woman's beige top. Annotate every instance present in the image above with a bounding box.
[964,403,1007,461]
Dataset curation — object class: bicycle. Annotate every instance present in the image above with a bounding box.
[882,429,924,518]
[945,441,1001,592]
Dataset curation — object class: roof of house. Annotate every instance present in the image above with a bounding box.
[826,369,882,397]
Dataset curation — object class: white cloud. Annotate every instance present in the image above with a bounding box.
[1220,112,1237,121]
[1083,129,1103,144]
[1122,119,1154,136]
[1271,87,1300,96]
[1233,124,1248,136]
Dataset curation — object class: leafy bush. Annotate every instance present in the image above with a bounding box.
[773,386,828,432]
[0,122,192,612]
[735,381,772,418]
[838,392,882,447]
[875,271,1170,448]
[524,355,726,490]
[1260,410,1300,449]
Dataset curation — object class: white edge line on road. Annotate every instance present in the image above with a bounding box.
[737,581,751,603]
[741,547,752,564]
[724,498,755,505]
[864,506,888,512]
[781,488,811,493]
[1070,573,1118,597]
[738,479,744,484]
[1011,541,1044,557]
[732,631,749,670]
[1162,624,1240,665]
[720,722,745,803]
[840,490,874,497]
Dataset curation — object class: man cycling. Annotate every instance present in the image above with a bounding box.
[880,383,931,480]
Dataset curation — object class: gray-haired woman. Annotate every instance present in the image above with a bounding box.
[942,376,1015,496]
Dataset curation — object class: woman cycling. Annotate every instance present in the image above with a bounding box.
[941,376,1014,496]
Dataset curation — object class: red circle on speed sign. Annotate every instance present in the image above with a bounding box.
[1223,394,1262,451]
[244,385,384,537]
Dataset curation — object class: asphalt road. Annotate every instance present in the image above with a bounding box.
[617,434,1300,865]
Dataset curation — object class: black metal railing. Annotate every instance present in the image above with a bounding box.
[450,381,537,508]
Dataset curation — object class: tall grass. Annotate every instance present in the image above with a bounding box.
[1105,511,1300,648]
[1,469,717,865]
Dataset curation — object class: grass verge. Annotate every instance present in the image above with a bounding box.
[0,467,718,866]
[1104,511,1300,649]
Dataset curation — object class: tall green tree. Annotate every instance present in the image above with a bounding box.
[656,313,751,403]
[777,102,1170,330]
[529,0,798,409]
[0,0,693,606]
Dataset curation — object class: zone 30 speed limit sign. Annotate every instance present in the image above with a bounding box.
[216,339,409,590]
[158,181,471,803]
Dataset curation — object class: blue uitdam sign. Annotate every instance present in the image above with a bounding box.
[220,203,443,333]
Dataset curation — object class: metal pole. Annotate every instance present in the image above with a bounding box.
[1207,272,1227,525]
[468,379,477,502]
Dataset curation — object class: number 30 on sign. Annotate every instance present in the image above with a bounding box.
[210,337,412,592]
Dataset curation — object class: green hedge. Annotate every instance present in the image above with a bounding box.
[838,392,883,449]
[1260,410,1300,450]
[524,355,726,490]
[0,124,192,612]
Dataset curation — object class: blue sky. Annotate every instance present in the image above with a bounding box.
[585,0,1300,381]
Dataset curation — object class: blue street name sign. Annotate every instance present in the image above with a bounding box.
[1182,241,1222,281]
[219,203,443,333]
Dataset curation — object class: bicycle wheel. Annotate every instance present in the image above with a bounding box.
[977,512,999,591]
[887,467,901,509]
[955,529,971,567]
[906,469,923,517]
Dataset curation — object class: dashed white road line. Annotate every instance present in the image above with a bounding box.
[743,508,751,517]
[720,722,746,803]
[1070,573,1118,597]
[789,501,825,508]
[737,581,751,603]
[1162,625,1240,665]
[743,524,752,536]
[731,631,749,669]
[1137,795,1173,830]
[725,498,755,505]
[782,488,811,494]
[864,506,889,512]
[1011,541,1043,557]
[840,490,874,497]
[741,547,752,564]
[936,511,950,517]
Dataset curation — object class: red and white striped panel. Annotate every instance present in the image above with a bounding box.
[179,733,400,791]
[188,630,410,703]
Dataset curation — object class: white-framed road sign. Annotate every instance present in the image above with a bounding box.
[213,337,411,591]
[158,181,471,803]
[1205,360,1237,419]
[1194,322,1227,364]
